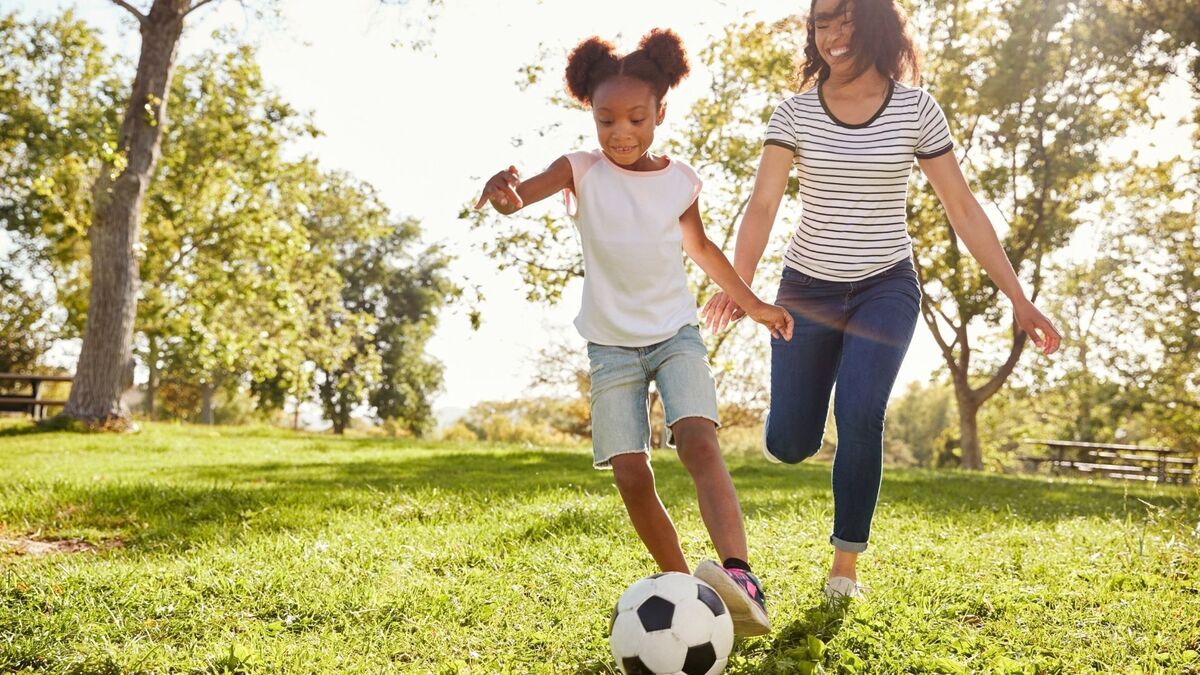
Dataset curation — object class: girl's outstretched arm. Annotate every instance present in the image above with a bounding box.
[700,145,793,332]
[680,198,793,341]
[473,156,573,215]
[918,151,1063,355]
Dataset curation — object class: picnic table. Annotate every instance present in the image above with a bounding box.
[0,372,73,420]
[1020,438,1196,485]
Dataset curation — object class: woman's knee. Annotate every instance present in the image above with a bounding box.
[765,416,824,464]
[834,402,886,437]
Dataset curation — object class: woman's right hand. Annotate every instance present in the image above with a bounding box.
[473,165,523,214]
[701,291,745,333]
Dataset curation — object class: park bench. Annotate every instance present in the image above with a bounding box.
[1019,438,1196,485]
[0,372,73,420]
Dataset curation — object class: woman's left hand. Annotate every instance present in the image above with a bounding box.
[1014,299,1062,355]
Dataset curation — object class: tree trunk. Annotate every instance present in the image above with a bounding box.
[199,381,215,425]
[957,395,984,471]
[145,335,158,419]
[64,1,190,429]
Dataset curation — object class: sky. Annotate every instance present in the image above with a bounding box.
[6,0,1196,420]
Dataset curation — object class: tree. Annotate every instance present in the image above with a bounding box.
[908,0,1168,468]
[0,259,54,376]
[0,11,121,328]
[65,0,224,428]
[308,175,457,435]
[136,46,334,423]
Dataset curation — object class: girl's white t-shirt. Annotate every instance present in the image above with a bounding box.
[563,149,703,347]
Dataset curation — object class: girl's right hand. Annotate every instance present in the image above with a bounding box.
[701,291,746,333]
[473,165,524,213]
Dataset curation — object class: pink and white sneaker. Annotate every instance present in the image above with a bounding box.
[695,560,772,636]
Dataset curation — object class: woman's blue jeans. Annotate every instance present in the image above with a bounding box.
[765,258,921,552]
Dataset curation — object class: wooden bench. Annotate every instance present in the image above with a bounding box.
[0,373,73,420]
[1020,439,1196,485]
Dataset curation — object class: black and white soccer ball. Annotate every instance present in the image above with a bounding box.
[609,572,734,675]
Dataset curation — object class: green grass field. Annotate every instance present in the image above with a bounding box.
[1,422,1197,674]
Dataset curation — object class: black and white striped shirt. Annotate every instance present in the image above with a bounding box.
[763,80,954,281]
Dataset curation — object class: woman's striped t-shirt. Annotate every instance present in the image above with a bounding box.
[763,80,954,281]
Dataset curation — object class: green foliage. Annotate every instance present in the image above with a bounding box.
[0,11,123,331]
[909,0,1174,467]
[0,424,1196,671]
[0,12,457,430]
[139,46,338,418]
[0,259,54,375]
[459,397,587,445]
[982,158,1200,458]
[308,177,459,436]
[885,380,957,466]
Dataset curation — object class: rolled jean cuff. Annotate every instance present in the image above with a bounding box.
[830,535,868,553]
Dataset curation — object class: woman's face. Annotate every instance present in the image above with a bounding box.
[812,0,856,77]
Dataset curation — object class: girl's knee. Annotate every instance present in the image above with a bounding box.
[675,438,720,474]
[610,453,655,493]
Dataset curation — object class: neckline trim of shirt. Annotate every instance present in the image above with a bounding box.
[599,150,674,176]
[817,79,896,129]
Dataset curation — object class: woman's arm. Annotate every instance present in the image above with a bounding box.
[700,144,794,332]
[681,198,793,341]
[918,152,1063,355]
[473,156,572,214]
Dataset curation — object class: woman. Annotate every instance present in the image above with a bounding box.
[702,0,1062,600]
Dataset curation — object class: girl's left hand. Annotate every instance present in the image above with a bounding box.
[1014,299,1062,355]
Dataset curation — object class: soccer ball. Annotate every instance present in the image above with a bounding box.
[609,572,734,675]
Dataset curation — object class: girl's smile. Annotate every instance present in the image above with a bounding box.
[591,75,666,171]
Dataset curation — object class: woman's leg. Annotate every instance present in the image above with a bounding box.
[827,272,921,575]
[610,452,689,573]
[766,276,846,463]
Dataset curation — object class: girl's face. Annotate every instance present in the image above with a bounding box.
[591,75,665,166]
[813,0,856,77]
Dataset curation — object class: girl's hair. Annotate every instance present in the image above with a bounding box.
[564,28,690,106]
[797,0,920,89]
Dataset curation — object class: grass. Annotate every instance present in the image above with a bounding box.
[0,421,1197,674]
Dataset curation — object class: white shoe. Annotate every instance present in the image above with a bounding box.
[823,576,864,601]
[761,411,781,464]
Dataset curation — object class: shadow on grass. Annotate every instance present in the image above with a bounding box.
[0,421,54,437]
[2,444,1195,557]
[568,601,850,675]
[746,599,850,671]
[723,460,1197,525]
[0,449,619,554]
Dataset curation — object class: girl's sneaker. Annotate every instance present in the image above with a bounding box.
[695,560,771,636]
[823,575,865,602]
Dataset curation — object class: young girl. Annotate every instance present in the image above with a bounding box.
[473,29,792,636]
[702,0,1062,600]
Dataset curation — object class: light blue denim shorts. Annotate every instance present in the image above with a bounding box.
[587,324,721,469]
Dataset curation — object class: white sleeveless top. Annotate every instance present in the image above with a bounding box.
[563,149,703,347]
